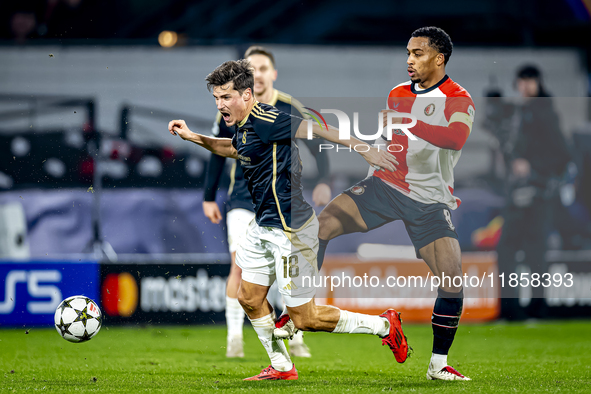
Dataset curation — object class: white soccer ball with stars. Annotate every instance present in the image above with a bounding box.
[54,295,102,343]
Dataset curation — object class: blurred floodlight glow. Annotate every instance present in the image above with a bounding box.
[158,31,178,47]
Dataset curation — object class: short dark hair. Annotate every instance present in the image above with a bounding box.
[411,26,453,65]
[516,64,541,80]
[244,45,276,68]
[205,59,254,94]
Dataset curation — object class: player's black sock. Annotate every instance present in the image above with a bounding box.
[432,287,463,355]
[317,238,329,271]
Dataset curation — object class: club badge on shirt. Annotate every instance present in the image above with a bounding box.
[350,185,365,195]
[424,103,436,116]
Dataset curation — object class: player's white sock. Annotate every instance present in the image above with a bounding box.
[332,310,390,336]
[250,312,293,372]
[225,296,244,339]
[430,353,448,370]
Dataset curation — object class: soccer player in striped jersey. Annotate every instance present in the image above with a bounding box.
[202,46,331,358]
[315,27,474,381]
[168,59,407,381]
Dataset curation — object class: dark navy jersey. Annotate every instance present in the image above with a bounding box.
[231,101,314,231]
[203,89,330,213]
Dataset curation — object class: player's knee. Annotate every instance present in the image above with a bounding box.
[318,210,341,240]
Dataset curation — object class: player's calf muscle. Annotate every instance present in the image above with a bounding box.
[237,283,269,315]
[288,303,339,332]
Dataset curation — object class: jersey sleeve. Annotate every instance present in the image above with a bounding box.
[231,133,237,149]
[409,95,475,151]
[204,115,235,201]
[257,111,304,143]
[203,153,226,201]
[444,95,476,134]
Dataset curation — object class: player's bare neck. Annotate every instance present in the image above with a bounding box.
[418,70,446,90]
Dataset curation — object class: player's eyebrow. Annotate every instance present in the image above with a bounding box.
[213,91,231,99]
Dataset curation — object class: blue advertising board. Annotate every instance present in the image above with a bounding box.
[0,260,99,327]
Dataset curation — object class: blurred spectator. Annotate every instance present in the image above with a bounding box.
[488,65,571,319]
[2,1,44,43]
[10,11,38,43]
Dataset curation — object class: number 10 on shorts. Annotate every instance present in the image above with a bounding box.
[282,255,299,278]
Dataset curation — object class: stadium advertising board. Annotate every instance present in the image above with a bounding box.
[100,263,228,324]
[318,254,499,322]
[0,260,99,327]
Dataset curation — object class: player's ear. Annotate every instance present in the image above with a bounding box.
[437,53,445,67]
[272,69,277,82]
[242,88,252,102]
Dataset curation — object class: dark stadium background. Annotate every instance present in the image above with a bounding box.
[1,0,591,326]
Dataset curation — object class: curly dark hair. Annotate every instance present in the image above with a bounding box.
[205,59,254,94]
[411,26,453,65]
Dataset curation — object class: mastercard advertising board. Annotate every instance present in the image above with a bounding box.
[100,263,229,324]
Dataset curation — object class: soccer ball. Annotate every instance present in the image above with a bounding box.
[54,296,102,343]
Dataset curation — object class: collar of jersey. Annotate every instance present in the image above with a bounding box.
[411,74,449,95]
[237,101,259,128]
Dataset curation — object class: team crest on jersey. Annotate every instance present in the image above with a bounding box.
[424,103,436,116]
[350,186,365,195]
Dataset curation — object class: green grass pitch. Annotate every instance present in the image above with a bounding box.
[1,320,590,393]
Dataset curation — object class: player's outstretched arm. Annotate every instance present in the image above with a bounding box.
[295,121,398,172]
[168,119,238,159]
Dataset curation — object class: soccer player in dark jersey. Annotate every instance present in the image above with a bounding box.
[312,27,473,381]
[202,46,330,358]
[168,59,407,381]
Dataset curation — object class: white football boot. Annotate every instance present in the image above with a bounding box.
[288,331,311,358]
[426,362,471,381]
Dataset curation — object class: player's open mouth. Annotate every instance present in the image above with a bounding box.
[408,68,416,77]
[220,111,231,122]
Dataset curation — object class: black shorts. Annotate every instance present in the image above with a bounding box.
[343,176,458,258]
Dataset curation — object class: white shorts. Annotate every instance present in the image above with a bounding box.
[226,208,256,253]
[235,215,319,307]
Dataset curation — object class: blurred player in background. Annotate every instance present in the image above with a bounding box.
[168,59,407,380]
[202,46,331,358]
[314,27,474,381]
[491,65,570,319]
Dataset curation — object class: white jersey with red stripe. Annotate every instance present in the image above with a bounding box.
[372,75,475,210]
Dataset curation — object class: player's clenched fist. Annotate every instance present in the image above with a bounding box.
[168,119,192,140]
